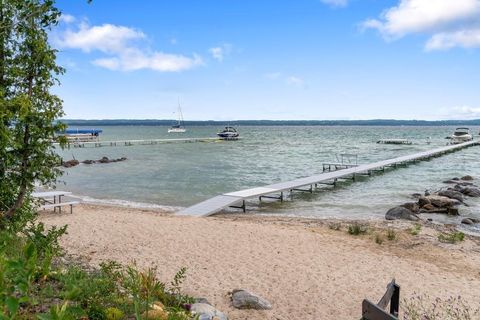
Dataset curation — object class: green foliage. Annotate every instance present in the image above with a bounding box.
[374,233,383,245]
[347,223,368,235]
[438,231,465,244]
[386,229,396,241]
[0,0,66,220]
[328,222,341,231]
[410,223,422,236]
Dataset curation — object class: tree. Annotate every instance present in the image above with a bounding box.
[0,0,66,221]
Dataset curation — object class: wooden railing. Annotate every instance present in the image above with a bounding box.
[362,279,400,320]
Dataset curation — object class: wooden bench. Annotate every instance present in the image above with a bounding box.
[361,279,400,320]
[41,201,79,214]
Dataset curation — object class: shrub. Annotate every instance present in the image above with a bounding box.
[438,231,465,244]
[328,222,341,231]
[348,223,368,235]
[386,229,396,241]
[374,233,384,245]
[410,223,422,236]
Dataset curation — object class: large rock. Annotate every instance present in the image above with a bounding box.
[425,195,460,208]
[461,175,474,181]
[418,196,431,208]
[385,207,420,221]
[62,159,79,168]
[400,202,419,213]
[438,190,464,202]
[98,156,110,163]
[231,289,272,310]
[457,186,480,197]
[462,218,474,225]
[190,303,227,320]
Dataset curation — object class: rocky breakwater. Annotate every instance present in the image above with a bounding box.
[61,156,127,168]
[386,175,480,227]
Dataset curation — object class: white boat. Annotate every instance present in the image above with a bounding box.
[168,100,186,133]
[217,126,239,140]
[450,127,473,144]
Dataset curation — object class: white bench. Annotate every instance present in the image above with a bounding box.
[41,201,79,214]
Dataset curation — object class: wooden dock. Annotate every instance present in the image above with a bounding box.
[54,137,222,148]
[177,140,479,217]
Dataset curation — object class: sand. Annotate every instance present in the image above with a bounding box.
[40,204,480,320]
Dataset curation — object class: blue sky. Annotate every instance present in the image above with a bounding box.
[54,0,480,120]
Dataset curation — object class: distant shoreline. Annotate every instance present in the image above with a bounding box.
[60,119,480,126]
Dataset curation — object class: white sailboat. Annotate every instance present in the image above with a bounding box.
[168,99,186,133]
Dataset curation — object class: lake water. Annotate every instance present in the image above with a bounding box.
[56,125,480,231]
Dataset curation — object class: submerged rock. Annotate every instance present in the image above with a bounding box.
[231,289,272,310]
[425,195,460,208]
[385,207,419,221]
[82,159,95,164]
[462,218,474,225]
[455,185,480,197]
[461,175,474,181]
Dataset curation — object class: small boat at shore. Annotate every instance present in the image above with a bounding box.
[217,126,239,140]
[450,127,473,144]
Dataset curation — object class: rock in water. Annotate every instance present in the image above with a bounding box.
[190,303,227,320]
[462,218,474,225]
[62,159,79,168]
[98,156,110,163]
[447,207,459,216]
[418,196,431,208]
[425,195,460,208]
[438,190,464,202]
[461,175,474,181]
[400,202,419,213]
[461,186,480,197]
[231,289,272,310]
[82,159,94,164]
[385,207,419,221]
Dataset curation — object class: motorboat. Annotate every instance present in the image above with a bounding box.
[217,126,239,140]
[168,99,186,133]
[450,127,473,144]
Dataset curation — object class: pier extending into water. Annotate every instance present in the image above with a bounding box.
[177,140,479,217]
[55,137,222,148]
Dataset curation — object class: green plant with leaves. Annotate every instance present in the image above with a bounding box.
[386,229,396,241]
[0,0,66,222]
[410,223,422,236]
[438,231,465,244]
[348,223,368,235]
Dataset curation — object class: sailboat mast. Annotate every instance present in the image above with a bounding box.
[178,98,184,125]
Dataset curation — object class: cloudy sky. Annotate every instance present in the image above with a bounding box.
[54,0,480,120]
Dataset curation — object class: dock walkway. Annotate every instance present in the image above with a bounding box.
[177,140,479,217]
[54,137,221,148]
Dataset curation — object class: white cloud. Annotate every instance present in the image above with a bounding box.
[286,76,305,87]
[59,14,76,24]
[57,21,203,72]
[320,0,348,8]
[361,0,480,50]
[439,106,480,119]
[425,28,480,50]
[209,43,232,61]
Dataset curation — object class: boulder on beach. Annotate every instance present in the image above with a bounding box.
[418,196,430,208]
[385,207,420,221]
[62,159,79,168]
[190,303,227,320]
[231,289,272,310]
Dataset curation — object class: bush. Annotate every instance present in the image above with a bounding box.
[386,229,396,241]
[374,233,384,245]
[438,231,465,244]
[410,223,422,236]
[348,223,368,235]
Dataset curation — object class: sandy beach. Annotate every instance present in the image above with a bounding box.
[41,204,480,320]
